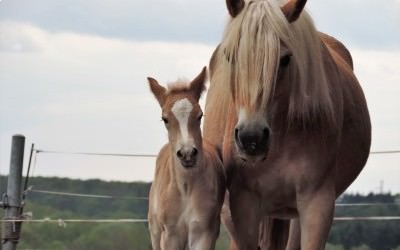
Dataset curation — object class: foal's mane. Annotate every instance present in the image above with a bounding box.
[167,80,193,95]
[164,79,206,102]
[216,0,335,124]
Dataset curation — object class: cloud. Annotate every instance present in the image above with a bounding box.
[352,48,400,150]
[0,0,227,44]
[307,0,400,49]
[0,21,214,181]
[0,17,399,192]
[1,0,398,48]
[0,21,48,52]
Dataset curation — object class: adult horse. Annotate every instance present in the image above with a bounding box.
[203,0,371,249]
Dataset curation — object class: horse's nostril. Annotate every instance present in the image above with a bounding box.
[263,127,270,141]
[235,126,270,156]
[191,148,198,157]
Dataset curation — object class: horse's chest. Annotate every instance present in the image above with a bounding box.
[239,164,298,217]
[260,179,298,218]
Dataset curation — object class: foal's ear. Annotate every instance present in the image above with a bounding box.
[281,0,307,23]
[226,0,245,17]
[147,77,167,107]
[189,67,207,102]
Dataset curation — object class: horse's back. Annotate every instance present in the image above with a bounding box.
[319,32,354,70]
[321,33,372,196]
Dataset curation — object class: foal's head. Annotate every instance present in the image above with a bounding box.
[148,67,207,168]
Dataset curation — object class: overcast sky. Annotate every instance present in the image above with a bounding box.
[0,0,399,193]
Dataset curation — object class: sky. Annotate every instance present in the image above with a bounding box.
[0,0,399,194]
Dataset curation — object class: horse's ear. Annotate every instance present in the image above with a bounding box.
[281,0,307,23]
[148,77,167,107]
[189,67,207,102]
[226,0,245,17]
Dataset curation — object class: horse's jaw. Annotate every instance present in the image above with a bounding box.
[234,147,268,167]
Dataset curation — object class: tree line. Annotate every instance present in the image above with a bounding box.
[0,176,399,249]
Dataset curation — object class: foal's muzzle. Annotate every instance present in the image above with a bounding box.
[235,126,270,157]
[177,147,198,168]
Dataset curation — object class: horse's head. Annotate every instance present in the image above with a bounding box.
[222,0,310,163]
[226,0,306,21]
[148,67,207,168]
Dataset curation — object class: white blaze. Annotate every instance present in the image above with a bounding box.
[171,98,193,144]
[237,107,270,129]
[238,107,248,126]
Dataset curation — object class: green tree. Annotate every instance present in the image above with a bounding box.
[325,243,345,250]
[351,244,371,250]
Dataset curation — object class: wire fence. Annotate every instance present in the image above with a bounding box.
[34,149,400,157]
[0,216,399,225]
[2,145,399,228]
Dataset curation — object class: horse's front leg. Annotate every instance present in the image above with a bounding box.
[221,191,239,249]
[285,218,300,250]
[297,182,335,250]
[230,188,261,250]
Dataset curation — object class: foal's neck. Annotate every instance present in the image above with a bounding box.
[169,151,204,196]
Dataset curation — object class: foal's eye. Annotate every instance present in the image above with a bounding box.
[280,54,292,68]
[161,117,169,124]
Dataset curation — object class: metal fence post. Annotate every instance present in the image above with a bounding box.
[2,135,25,250]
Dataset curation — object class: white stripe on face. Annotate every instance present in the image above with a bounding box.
[238,107,248,126]
[171,98,193,144]
[237,107,270,129]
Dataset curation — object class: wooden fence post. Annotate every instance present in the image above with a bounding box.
[1,135,25,250]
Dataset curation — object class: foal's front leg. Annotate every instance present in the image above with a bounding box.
[148,217,161,250]
[188,220,220,250]
[161,226,186,250]
[230,188,261,250]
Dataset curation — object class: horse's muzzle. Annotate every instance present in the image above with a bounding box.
[177,147,198,168]
[235,126,270,157]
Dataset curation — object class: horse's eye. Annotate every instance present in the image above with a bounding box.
[280,54,292,68]
[197,113,203,121]
[161,117,169,124]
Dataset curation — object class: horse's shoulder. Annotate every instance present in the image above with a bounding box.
[203,140,223,163]
[209,44,221,79]
[202,140,226,181]
[319,32,354,70]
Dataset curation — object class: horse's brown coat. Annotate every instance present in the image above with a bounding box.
[204,1,371,249]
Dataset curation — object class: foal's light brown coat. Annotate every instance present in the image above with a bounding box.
[148,68,225,250]
[204,0,371,249]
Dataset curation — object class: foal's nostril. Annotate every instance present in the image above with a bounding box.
[176,150,183,159]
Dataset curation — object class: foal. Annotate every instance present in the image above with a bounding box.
[147,67,225,250]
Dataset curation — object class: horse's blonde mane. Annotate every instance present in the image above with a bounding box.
[216,0,334,124]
